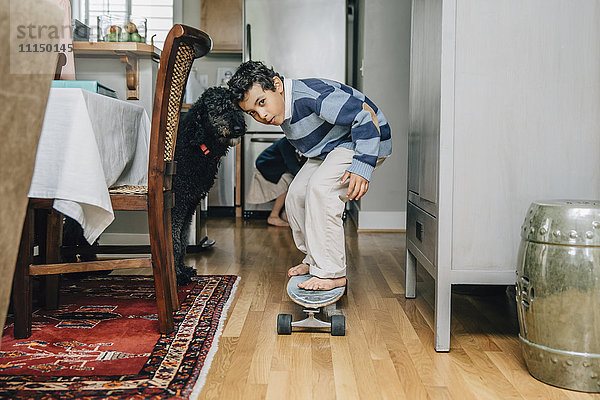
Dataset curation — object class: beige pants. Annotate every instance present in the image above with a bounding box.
[246,170,294,204]
[286,147,384,278]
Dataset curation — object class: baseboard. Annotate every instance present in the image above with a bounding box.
[357,211,406,231]
[100,222,198,246]
[208,206,235,217]
[346,201,359,227]
[451,269,517,285]
[96,233,207,259]
[357,228,406,233]
[98,233,150,246]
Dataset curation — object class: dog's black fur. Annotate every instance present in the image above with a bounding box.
[172,87,246,285]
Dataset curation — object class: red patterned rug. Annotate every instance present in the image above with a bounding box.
[0,274,238,399]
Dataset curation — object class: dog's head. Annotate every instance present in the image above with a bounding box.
[192,86,246,148]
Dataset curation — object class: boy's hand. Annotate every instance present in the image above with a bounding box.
[340,171,369,200]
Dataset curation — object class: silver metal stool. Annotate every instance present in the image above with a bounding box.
[517,200,600,392]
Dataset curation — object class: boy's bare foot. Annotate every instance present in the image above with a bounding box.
[280,209,288,223]
[267,216,289,227]
[298,276,347,291]
[288,263,309,277]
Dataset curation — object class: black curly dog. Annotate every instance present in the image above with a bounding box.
[172,87,245,285]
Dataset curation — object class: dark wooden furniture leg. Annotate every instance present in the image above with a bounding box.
[148,199,175,333]
[44,210,62,310]
[12,208,34,339]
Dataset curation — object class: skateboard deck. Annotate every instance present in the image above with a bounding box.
[286,274,345,308]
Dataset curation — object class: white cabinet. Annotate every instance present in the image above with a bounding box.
[406,0,600,351]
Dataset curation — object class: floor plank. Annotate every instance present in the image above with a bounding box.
[311,336,336,400]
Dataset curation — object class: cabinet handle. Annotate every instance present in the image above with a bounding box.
[416,220,423,241]
[250,137,279,143]
[245,24,252,61]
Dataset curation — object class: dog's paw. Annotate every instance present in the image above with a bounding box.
[176,273,192,286]
[175,265,197,286]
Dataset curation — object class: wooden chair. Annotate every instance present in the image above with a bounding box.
[11,25,212,339]
[54,52,67,80]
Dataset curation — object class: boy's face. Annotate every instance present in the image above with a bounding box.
[238,76,285,126]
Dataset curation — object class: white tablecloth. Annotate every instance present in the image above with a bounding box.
[28,88,151,243]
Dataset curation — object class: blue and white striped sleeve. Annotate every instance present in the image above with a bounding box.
[315,84,381,181]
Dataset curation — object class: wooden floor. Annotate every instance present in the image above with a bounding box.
[181,217,600,400]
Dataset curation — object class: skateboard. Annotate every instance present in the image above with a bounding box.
[277,274,346,336]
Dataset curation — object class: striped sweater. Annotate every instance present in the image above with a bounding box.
[280,78,392,181]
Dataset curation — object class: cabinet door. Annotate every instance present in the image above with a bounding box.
[201,0,242,53]
[408,0,442,205]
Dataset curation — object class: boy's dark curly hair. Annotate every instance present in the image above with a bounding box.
[228,61,284,104]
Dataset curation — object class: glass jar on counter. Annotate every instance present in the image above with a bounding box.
[97,15,147,43]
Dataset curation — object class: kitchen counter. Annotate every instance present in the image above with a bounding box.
[73,41,161,59]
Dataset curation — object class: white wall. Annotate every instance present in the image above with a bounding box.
[354,0,411,230]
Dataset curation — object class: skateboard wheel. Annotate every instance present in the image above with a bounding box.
[277,313,292,335]
[331,315,345,336]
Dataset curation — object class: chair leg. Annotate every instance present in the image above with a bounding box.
[12,208,34,339]
[44,210,62,309]
[150,254,175,334]
[148,203,175,334]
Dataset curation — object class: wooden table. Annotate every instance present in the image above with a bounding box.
[29,88,151,244]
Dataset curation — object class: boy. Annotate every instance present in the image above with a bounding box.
[229,61,391,290]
